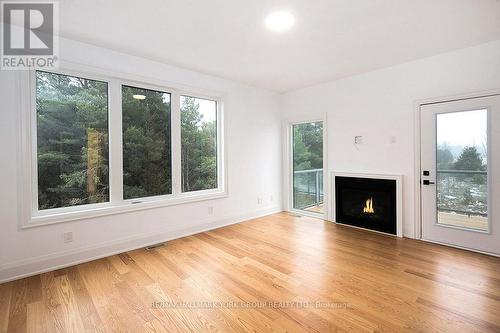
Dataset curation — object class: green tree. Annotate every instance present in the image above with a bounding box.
[122,86,171,199]
[37,72,220,208]
[453,146,486,185]
[454,146,485,171]
[181,97,217,192]
[293,122,323,171]
[37,72,109,209]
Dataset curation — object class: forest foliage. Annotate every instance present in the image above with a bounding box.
[437,145,486,171]
[180,96,217,192]
[292,122,323,171]
[36,71,109,209]
[36,71,217,210]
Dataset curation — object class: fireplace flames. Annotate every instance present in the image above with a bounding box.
[363,198,375,214]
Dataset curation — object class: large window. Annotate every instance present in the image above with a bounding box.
[181,96,218,192]
[36,71,109,210]
[122,85,171,199]
[30,69,224,224]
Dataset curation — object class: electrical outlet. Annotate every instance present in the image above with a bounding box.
[63,232,73,243]
[257,197,263,204]
[389,135,396,144]
[354,136,363,144]
[207,206,214,215]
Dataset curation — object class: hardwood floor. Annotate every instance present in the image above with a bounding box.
[1,212,500,332]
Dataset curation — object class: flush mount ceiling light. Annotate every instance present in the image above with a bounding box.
[133,94,146,100]
[265,11,295,32]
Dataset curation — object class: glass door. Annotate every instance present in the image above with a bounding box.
[420,95,500,255]
[291,121,324,215]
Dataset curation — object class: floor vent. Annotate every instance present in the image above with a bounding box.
[145,242,165,251]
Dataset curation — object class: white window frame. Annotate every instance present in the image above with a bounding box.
[282,113,328,220]
[19,63,227,228]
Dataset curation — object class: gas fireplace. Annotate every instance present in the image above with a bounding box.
[334,175,398,235]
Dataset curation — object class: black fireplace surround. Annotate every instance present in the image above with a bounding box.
[335,176,397,235]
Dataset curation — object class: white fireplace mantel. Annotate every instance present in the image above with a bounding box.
[331,172,403,237]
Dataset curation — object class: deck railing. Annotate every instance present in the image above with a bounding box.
[293,169,323,210]
[437,170,487,175]
[436,169,487,217]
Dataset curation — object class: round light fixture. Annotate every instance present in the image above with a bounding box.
[265,11,295,32]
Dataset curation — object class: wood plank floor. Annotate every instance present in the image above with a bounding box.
[1,212,500,332]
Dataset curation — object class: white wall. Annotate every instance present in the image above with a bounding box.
[283,40,500,238]
[0,38,283,282]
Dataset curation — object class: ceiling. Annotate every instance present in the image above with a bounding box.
[58,0,500,92]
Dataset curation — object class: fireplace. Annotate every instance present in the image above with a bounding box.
[334,175,398,235]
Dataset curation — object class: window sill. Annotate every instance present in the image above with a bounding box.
[23,190,228,229]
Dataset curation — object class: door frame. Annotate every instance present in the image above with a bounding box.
[282,113,328,219]
[413,89,500,245]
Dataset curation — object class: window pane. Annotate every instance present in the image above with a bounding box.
[436,109,488,231]
[36,71,109,210]
[292,122,324,213]
[122,86,172,199]
[181,96,218,192]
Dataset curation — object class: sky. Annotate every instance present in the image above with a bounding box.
[196,98,217,123]
[181,95,217,123]
[437,109,487,154]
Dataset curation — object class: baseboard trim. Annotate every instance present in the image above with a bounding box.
[0,207,282,283]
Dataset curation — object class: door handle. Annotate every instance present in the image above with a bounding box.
[422,180,435,185]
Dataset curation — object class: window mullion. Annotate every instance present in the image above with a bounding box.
[171,91,182,196]
[109,79,124,204]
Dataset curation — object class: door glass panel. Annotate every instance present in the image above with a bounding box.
[292,122,324,213]
[436,109,488,231]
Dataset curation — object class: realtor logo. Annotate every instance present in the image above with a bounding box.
[1,1,58,69]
